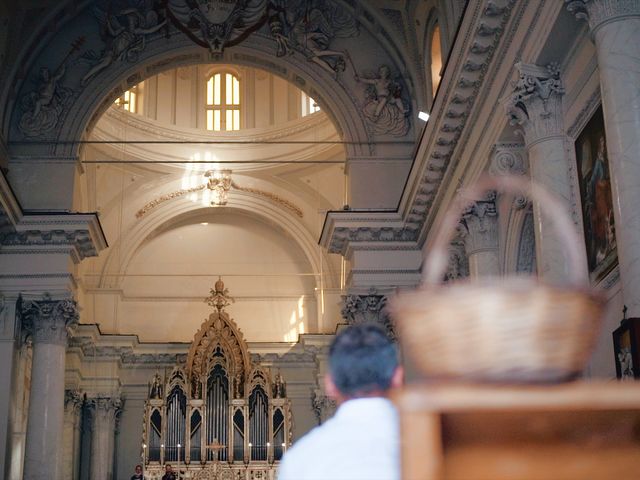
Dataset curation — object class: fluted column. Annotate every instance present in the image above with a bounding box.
[460,193,500,277]
[22,295,78,480]
[505,63,587,284]
[568,0,640,313]
[87,395,122,480]
[62,390,83,480]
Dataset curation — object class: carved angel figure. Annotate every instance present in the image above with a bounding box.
[149,372,164,399]
[356,65,410,137]
[82,5,165,86]
[275,0,358,75]
[167,0,271,54]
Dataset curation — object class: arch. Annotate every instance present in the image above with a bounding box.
[98,189,336,289]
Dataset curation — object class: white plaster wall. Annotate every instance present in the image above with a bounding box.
[85,212,318,342]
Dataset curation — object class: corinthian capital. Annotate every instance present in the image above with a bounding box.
[460,192,499,255]
[86,395,123,423]
[340,289,395,338]
[504,63,565,145]
[21,294,79,345]
[65,389,84,416]
[566,0,640,33]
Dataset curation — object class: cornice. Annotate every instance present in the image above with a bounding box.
[321,0,516,255]
[1,212,108,260]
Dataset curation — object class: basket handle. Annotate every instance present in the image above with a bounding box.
[423,175,585,287]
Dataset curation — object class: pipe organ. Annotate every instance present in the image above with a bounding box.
[142,279,292,479]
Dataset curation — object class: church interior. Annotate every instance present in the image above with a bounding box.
[0,0,639,479]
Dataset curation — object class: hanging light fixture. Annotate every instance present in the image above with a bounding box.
[204,170,232,205]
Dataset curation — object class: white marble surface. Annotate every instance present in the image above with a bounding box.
[22,342,66,480]
[88,397,120,480]
[594,15,640,315]
[528,137,585,284]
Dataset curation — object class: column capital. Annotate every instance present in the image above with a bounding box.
[21,294,78,345]
[460,192,499,256]
[505,63,565,146]
[64,389,84,416]
[340,289,395,338]
[566,0,640,33]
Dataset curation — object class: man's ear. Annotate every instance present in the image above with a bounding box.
[391,366,404,389]
[324,373,340,400]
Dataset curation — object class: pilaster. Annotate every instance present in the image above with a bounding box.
[86,395,122,480]
[459,193,500,277]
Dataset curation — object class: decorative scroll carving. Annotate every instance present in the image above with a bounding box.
[311,389,336,425]
[504,62,565,145]
[1,229,99,259]
[167,0,275,54]
[340,289,395,338]
[135,177,303,219]
[489,143,527,176]
[21,295,79,346]
[64,389,84,416]
[356,65,410,136]
[460,192,499,255]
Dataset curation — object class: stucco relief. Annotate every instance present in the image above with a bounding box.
[356,65,410,137]
[81,4,166,86]
[340,289,395,338]
[20,295,79,346]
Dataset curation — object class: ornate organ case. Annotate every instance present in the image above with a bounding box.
[142,280,292,479]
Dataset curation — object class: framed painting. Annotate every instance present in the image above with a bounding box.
[574,106,618,283]
[613,318,640,380]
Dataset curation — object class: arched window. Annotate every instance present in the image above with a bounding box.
[115,86,138,113]
[301,92,320,117]
[430,23,443,97]
[206,71,240,131]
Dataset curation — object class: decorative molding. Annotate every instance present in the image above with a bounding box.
[489,142,527,176]
[566,0,640,33]
[64,389,84,416]
[311,388,336,425]
[340,288,395,338]
[460,192,499,255]
[321,0,517,254]
[504,62,565,146]
[21,294,79,346]
[135,180,303,219]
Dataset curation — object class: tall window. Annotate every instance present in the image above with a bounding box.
[430,23,443,97]
[301,92,320,117]
[206,72,240,131]
[115,86,138,113]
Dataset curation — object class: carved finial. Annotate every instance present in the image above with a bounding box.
[205,277,235,312]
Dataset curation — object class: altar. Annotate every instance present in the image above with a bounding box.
[141,279,292,478]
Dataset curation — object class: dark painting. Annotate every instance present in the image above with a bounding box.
[575,106,617,283]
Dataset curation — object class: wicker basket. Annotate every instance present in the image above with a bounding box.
[390,176,606,383]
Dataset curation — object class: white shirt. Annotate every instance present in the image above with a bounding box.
[278,397,400,480]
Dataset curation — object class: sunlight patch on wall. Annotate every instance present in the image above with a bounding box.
[284,295,306,342]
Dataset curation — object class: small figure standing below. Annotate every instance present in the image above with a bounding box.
[161,464,176,480]
[130,464,144,480]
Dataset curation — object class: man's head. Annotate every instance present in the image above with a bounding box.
[325,323,402,401]
[165,464,173,473]
[135,465,142,474]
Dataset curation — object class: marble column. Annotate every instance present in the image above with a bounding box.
[567,0,640,313]
[0,294,20,480]
[87,395,122,480]
[505,63,587,284]
[62,390,84,480]
[460,192,500,278]
[22,295,79,480]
